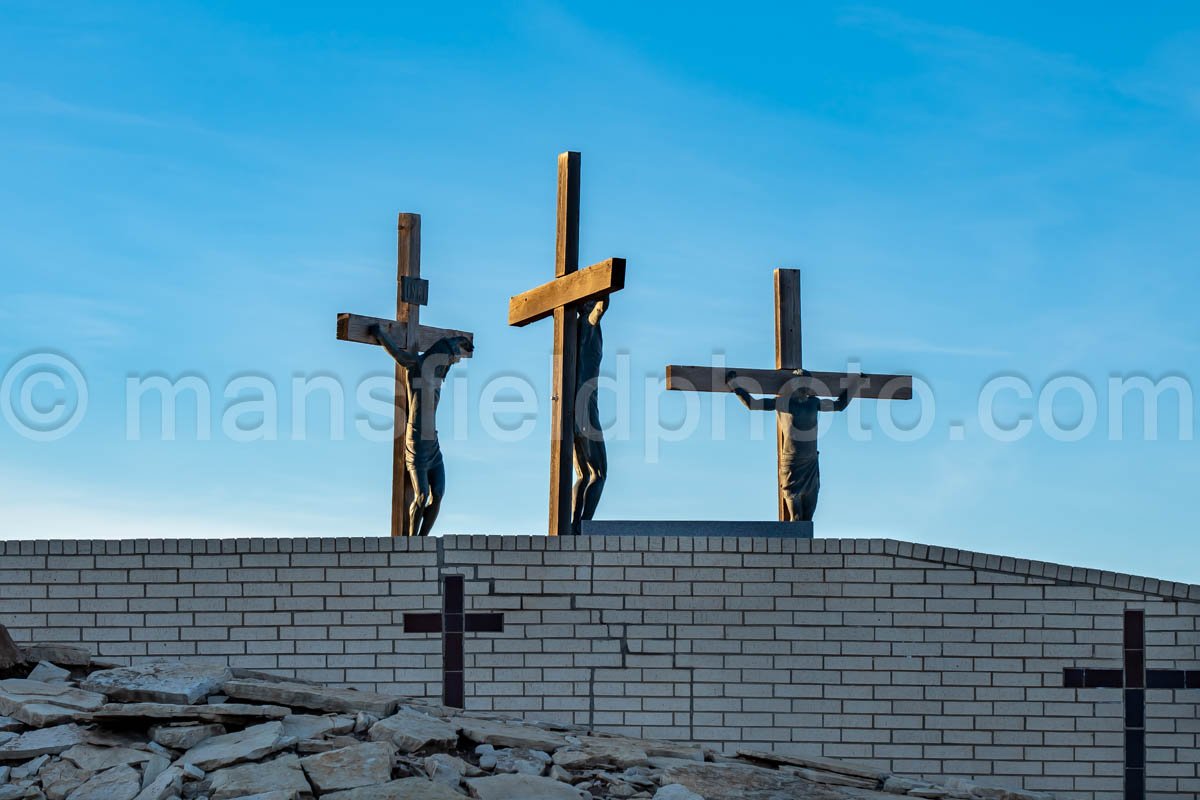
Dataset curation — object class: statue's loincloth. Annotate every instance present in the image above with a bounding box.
[779,452,820,499]
[405,436,443,472]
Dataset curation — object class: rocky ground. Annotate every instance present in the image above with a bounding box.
[0,629,1051,800]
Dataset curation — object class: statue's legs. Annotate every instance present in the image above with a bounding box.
[797,486,819,522]
[572,433,607,533]
[571,440,587,533]
[782,491,797,522]
[783,487,818,521]
[418,460,447,537]
[580,436,606,520]
[407,462,430,537]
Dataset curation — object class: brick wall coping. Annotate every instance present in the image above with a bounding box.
[1,534,1195,602]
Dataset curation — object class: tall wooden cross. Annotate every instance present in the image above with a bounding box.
[337,213,474,537]
[507,152,626,537]
[666,269,912,520]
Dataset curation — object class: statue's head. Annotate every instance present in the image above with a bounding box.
[426,336,474,371]
[792,369,816,399]
[444,335,473,363]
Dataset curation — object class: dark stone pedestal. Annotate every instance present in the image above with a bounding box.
[580,520,814,538]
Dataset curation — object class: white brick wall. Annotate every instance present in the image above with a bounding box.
[1,536,1197,798]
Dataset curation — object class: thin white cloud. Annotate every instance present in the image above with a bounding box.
[0,293,139,350]
[1116,31,1200,118]
[0,83,283,167]
[839,6,1091,79]
[0,84,169,129]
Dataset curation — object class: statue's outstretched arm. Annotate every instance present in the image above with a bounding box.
[726,371,775,411]
[736,388,776,411]
[821,376,864,412]
[820,389,851,413]
[590,299,608,324]
[370,324,420,368]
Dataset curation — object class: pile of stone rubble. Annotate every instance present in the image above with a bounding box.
[0,632,1052,800]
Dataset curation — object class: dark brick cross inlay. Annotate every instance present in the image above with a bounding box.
[1062,608,1200,800]
[403,574,504,709]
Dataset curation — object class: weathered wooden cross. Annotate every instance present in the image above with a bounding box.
[666,269,912,520]
[337,213,474,537]
[403,574,505,708]
[1063,608,1200,800]
[507,152,626,537]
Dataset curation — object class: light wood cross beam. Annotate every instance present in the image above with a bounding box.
[507,151,627,537]
[665,269,912,520]
[337,213,474,537]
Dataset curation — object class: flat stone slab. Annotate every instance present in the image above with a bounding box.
[180,721,293,771]
[661,763,836,800]
[300,742,395,793]
[581,520,813,538]
[369,709,459,754]
[209,753,311,800]
[66,763,142,800]
[27,662,70,684]
[551,736,650,770]
[737,748,888,782]
[81,661,232,704]
[324,778,465,800]
[455,717,568,753]
[423,753,469,787]
[0,679,96,702]
[149,722,226,750]
[223,678,400,716]
[653,786,705,800]
[466,773,584,800]
[131,766,183,800]
[39,757,90,799]
[23,644,91,668]
[0,724,86,760]
[0,680,107,726]
[61,743,151,772]
[634,738,705,762]
[89,702,290,724]
[282,714,346,741]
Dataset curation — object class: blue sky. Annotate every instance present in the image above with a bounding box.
[1,2,1197,582]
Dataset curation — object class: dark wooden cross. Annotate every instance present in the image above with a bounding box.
[665,269,913,520]
[403,574,504,709]
[507,152,627,536]
[1063,608,1200,800]
[336,213,474,537]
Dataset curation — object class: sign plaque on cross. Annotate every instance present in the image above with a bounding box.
[666,269,912,520]
[508,152,627,537]
[336,213,474,537]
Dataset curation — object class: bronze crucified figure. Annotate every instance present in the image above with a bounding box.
[572,298,608,533]
[371,323,472,537]
[726,369,860,522]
